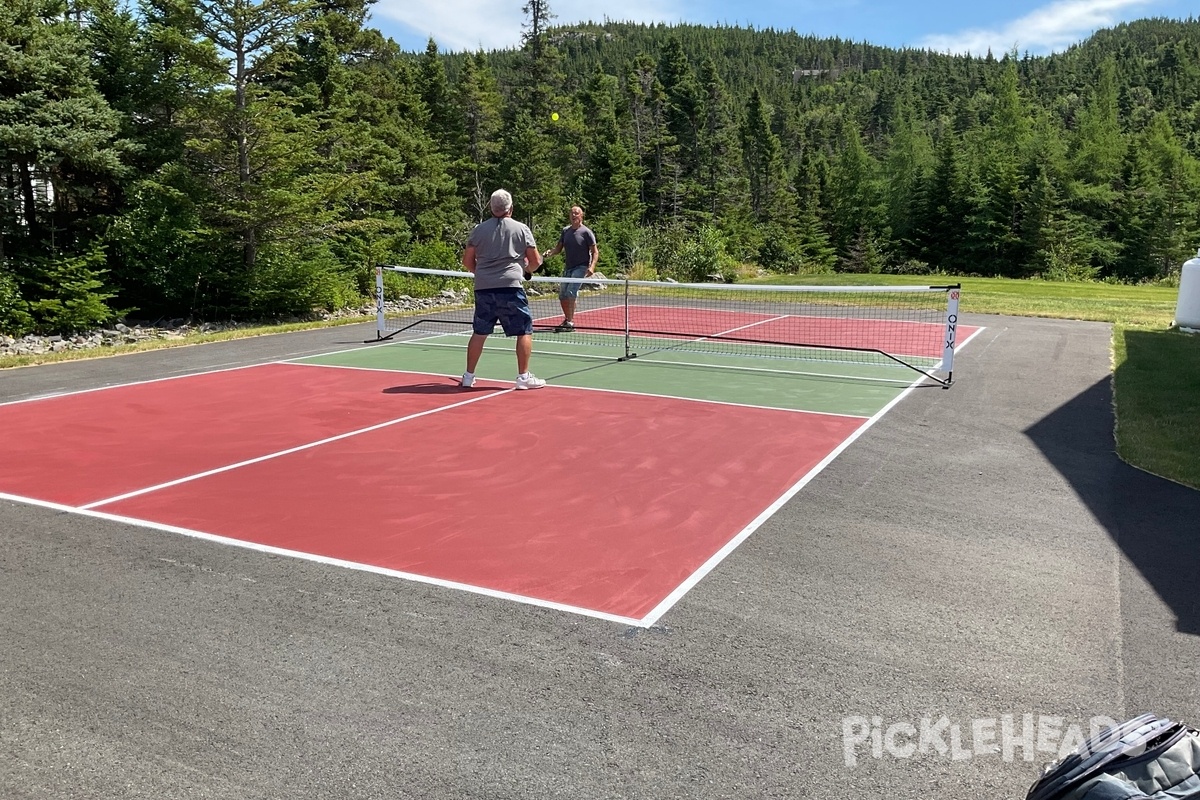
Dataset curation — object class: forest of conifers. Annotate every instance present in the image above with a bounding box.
[2,1,1199,334]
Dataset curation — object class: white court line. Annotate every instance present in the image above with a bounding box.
[552,382,869,419]
[0,321,402,407]
[348,336,626,364]
[0,360,277,408]
[956,325,987,353]
[637,376,923,626]
[288,359,868,418]
[636,322,987,626]
[8,321,990,627]
[80,389,510,510]
[0,491,643,627]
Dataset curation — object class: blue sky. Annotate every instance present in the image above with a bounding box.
[368,0,1184,56]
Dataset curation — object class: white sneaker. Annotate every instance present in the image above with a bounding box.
[460,372,475,388]
[515,373,546,390]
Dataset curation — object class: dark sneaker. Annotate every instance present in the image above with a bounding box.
[555,320,575,333]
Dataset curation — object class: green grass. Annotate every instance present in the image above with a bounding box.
[2,276,1196,490]
[1113,328,1200,490]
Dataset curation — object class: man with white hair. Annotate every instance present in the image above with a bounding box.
[460,189,546,389]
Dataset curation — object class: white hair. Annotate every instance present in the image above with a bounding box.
[489,189,513,216]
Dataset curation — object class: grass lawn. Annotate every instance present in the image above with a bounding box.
[2,275,1197,490]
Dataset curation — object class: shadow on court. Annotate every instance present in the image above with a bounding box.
[382,382,498,395]
[1024,376,1200,636]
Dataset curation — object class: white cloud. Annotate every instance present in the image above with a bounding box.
[372,0,682,53]
[918,0,1157,56]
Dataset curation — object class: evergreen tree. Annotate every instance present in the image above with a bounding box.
[828,121,886,269]
[740,88,789,224]
[656,37,703,217]
[961,56,1032,275]
[497,111,562,232]
[793,153,837,273]
[417,38,461,150]
[572,68,643,271]
[452,52,505,220]
[624,53,677,224]
[914,126,970,273]
[1066,58,1126,276]
[0,0,124,330]
[1117,112,1200,280]
[191,0,312,273]
[695,58,750,233]
[883,92,933,258]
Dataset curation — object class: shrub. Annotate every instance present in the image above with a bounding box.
[21,247,118,334]
[0,267,33,336]
[403,241,460,271]
[757,225,801,272]
[246,245,358,317]
[649,224,736,283]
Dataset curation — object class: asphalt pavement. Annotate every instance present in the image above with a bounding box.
[2,315,1198,799]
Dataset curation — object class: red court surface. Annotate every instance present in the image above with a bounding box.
[0,363,476,507]
[0,364,868,623]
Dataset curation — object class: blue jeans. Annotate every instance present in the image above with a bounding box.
[472,288,533,336]
[559,264,590,299]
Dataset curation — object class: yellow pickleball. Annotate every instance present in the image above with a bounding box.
[551,112,559,121]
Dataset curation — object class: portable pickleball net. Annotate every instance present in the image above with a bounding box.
[372,266,963,387]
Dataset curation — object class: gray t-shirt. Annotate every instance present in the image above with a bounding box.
[559,225,597,269]
[468,216,537,290]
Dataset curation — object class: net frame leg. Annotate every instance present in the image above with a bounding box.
[939,286,961,388]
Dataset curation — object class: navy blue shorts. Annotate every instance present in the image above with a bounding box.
[473,288,533,336]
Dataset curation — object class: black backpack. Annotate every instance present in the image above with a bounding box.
[1025,713,1200,799]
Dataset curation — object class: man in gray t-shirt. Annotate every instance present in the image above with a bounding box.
[541,206,599,333]
[460,189,546,390]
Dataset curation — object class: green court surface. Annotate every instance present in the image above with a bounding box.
[296,334,927,417]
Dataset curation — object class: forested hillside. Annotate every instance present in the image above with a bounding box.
[2,1,1198,335]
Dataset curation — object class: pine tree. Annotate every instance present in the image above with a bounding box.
[1117,113,1200,280]
[740,89,789,224]
[883,93,933,258]
[914,126,970,273]
[828,121,885,268]
[0,0,124,330]
[191,0,312,272]
[695,58,750,231]
[1066,58,1126,276]
[961,56,1032,276]
[497,111,563,232]
[417,39,462,152]
[453,53,505,220]
[624,53,677,225]
[793,154,837,273]
[656,37,703,217]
